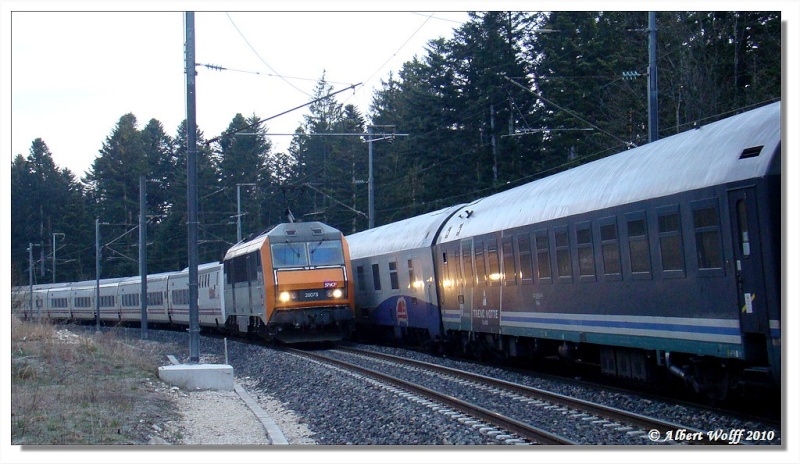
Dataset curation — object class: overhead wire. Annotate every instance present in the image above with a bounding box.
[225,12,312,98]
[343,12,440,106]
[196,63,354,85]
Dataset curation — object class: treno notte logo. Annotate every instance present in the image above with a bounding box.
[396,297,408,326]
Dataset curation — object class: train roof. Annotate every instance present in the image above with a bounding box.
[224,221,343,261]
[437,101,781,244]
[346,204,465,259]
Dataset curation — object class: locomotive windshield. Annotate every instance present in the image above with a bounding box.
[271,240,344,268]
[309,240,345,266]
[271,243,309,267]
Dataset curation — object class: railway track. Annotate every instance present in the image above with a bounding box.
[286,346,573,444]
[291,345,738,445]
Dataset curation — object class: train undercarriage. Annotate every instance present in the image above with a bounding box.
[225,306,355,344]
[434,330,774,402]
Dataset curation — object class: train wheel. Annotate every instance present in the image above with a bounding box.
[689,359,734,404]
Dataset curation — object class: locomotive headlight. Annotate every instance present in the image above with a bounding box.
[326,288,344,298]
[279,291,291,303]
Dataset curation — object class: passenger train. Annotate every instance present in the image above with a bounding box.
[16,221,356,344]
[346,102,781,398]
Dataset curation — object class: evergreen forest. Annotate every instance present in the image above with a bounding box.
[10,11,781,285]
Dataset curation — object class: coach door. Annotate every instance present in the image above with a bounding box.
[728,187,768,335]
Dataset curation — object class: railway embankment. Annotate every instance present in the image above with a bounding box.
[9,317,301,446]
[10,316,184,444]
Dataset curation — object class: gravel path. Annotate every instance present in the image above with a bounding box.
[156,364,317,445]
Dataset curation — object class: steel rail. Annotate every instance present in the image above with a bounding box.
[338,347,731,446]
[286,347,576,445]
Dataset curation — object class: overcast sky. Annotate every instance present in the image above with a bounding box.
[7,9,470,177]
[6,4,800,180]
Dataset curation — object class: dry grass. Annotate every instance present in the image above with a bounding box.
[10,316,183,445]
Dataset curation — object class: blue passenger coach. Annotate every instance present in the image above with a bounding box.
[349,102,781,397]
[347,205,464,348]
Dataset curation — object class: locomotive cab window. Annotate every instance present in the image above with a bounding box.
[228,252,261,284]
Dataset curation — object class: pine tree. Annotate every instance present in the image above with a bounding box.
[289,73,346,224]
[216,113,272,242]
[11,139,92,284]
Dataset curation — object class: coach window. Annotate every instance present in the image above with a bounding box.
[535,230,552,283]
[657,206,685,277]
[148,292,162,306]
[517,234,534,284]
[408,259,419,290]
[599,218,621,280]
[474,241,487,286]
[371,263,382,291]
[576,222,596,281]
[487,239,501,286]
[736,200,751,258]
[502,237,517,286]
[389,261,400,290]
[555,227,573,282]
[626,212,652,279]
[356,266,366,291]
[461,240,474,287]
[691,200,724,275]
[454,247,464,287]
